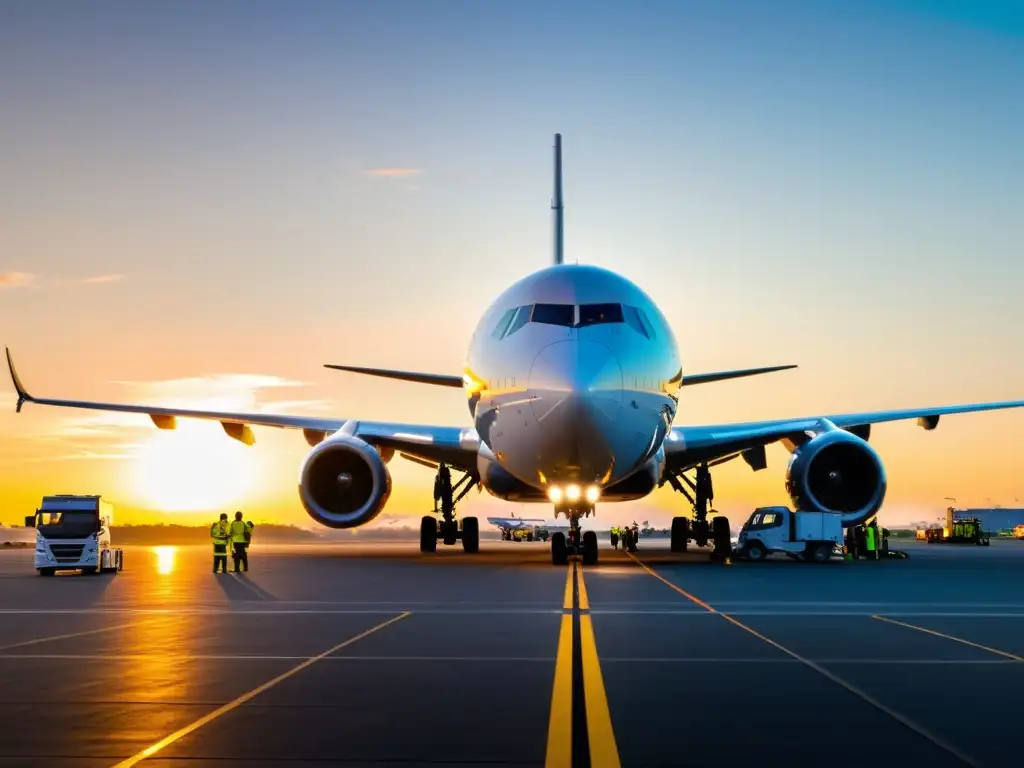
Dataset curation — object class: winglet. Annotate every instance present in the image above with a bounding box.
[5,347,33,413]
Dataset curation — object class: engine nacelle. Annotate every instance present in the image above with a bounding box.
[785,429,886,527]
[298,433,392,528]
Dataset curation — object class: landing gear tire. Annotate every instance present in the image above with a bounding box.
[711,515,731,558]
[462,516,479,553]
[671,517,690,553]
[582,530,598,565]
[744,541,767,562]
[551,532,568,566]
[419,516,437,553]
[693,518,709,548]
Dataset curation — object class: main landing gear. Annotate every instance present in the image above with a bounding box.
[420,463,480,554]
[550,504,598,566]
[665,462,732,560]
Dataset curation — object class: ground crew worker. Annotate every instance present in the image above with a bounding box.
[229,511,250,572]
[210,513,230,573]
[610,526,619,550]
[865,521,877,561]
[631,522,640,551]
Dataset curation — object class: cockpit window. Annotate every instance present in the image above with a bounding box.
[578,303,624,327]
[623,305,650,338]
[492,308,517,339]
[504,306,531,337]
[531,303,575,327]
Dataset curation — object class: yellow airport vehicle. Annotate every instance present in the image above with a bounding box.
[925,517,990,546]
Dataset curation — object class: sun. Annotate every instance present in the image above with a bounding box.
[132,421,258,513]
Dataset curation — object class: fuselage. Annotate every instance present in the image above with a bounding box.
[465,264,682,504]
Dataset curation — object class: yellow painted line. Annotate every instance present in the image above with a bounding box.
[579,614,620,767]
[576,562,590,611]
[110,612,410,767]
[874,615,1024,661]
[544,614,574,768]
[563,561,574,610]
[0,617,165,653]
[627,554,979,767]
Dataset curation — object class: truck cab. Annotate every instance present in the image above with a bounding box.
[24,495,123,576]
[736,506,843,563]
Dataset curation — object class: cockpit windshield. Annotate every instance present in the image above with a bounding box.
[35,511,99,539]
[494,302,656,339]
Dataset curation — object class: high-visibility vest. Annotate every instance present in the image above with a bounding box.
[229,519,248,544]
[865,526,876,551]
[210,521,230,547]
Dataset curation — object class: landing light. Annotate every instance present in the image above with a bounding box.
[548,486,564,503]
[585,485,600,503]
[565,484,581,502]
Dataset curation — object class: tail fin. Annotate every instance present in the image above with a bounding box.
[552,133,564,265]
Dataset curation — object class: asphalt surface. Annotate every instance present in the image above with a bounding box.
[1,537,1022,766]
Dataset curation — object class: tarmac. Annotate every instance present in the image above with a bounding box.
[1,536,1023,767]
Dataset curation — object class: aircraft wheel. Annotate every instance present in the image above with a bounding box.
[711,516,731,557]
[462,516,479,553]
[670,517,690,552]
[551,532,568,565]
[581,530,598,565]
[442,520,458,546]
[420,516,437,553]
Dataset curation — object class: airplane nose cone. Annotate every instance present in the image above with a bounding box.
[529,340,623,429]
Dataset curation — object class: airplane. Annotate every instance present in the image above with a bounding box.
[7,132,1024,566]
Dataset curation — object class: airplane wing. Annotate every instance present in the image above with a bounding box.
[666,398,1024,472]
[5,348,479,471]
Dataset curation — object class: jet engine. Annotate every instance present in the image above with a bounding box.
[298,433,392,528]
[785,427,886,527]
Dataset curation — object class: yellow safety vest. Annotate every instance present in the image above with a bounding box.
[865,526,876,551]
[210,521,229,547]
[229,519,248,544]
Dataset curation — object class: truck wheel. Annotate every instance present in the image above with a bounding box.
[744,541,767,561]
[670,517,689,552]
[38,568,55,577]
[808,543,832,563]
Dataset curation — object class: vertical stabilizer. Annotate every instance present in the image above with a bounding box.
[552,133,564,265]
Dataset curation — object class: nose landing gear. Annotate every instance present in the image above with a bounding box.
[420,463,480,554]
[665,462,731,560]
[550,504,598,566]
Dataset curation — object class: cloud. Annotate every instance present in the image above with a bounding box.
[364,168,421,177]
[81,273,126,285]
[0,272,37,287]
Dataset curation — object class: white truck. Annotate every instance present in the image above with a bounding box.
[735,506,843,563]
[25,495,124,576]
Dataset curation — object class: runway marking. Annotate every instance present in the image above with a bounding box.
[562,563,574,611]
[576,562,590,611]
[545,614,574,768]
[579,615,619,767]
[109,612,410,768]
[627,553,981,768]
[874,615,1024,661]
[0,654,1016,665]
[0,616,167,653]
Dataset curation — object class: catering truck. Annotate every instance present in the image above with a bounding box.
[735,506,843,563]
[25,495,123,576]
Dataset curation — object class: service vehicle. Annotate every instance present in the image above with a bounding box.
[925,517,990,546]
[25,495,123,576]
[736,506,843,563]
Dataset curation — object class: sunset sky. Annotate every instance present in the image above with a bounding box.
[2,0,1023,529]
